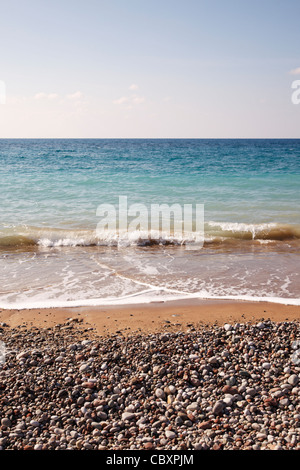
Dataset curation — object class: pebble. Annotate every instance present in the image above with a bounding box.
[79,363,90,372]
[223,397,233,407]
[122,412,136,421]
[1,418,11,427]
[288,374,299,386]
[165,430,176,439]
[0,319,299,450]
[186,402,199,411]
[155,388,165,400]
[29,420,40,427]
[212,401,225,415]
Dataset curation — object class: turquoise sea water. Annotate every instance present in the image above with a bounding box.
[0,139,299,308]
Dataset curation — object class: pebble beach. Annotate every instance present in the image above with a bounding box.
[0,313,299,451]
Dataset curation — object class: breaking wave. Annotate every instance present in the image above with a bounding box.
[0,221,300,249]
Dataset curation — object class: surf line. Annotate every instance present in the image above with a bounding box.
[91,258,196,297]
[90,260,300,306]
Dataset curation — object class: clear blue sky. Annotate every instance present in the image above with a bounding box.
[0,0,300,137]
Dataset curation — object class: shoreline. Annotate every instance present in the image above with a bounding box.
[0,298,299,336]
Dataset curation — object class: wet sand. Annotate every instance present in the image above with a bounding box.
[0,299,299,336]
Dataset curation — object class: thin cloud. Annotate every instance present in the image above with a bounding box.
[113,84,146,106]
[34,92,47,100]
[66,91,83,100]
[113,96,130,105]
[132,95,145,104]
[113,94,145,106]
[289,67,300,75]
[48,93,59,100]
[34,92,59,100]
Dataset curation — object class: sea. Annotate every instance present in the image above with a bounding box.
[0,138,299,309]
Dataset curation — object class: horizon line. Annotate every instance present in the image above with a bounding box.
[1,137,300,140]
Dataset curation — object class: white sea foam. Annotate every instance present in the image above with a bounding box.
[0,289,299,310]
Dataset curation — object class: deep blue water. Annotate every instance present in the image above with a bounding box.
[0,139,299,230]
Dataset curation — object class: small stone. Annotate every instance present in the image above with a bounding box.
[57,389,69,399]
[223,396,233,407]
[226,376,237,386]
[193,442,203,450]
[208,356,220,366]
[165,430,176,439]
[79,363,90,372]
[91,422,102,429]
[176,412,187,422]
[167,395,174,405]
[122,412,136,421]
[239,370,251,378]
[144,442,154,450]
[82,381,96,389]
[264,397,278,407]
[155,388,165,400]
[212,400,225,415]
[186,402,199,411]
[256,432,267,440]
[1,418,11,427]
[16,351,29,360]
[83,442,93,450]
[288,374,299,386]
[222,385,238,395]
[279,398,290,407]
[164,385,176,395]
[252,423,261,431]
[198,420,212,430]
[55,356,64,363]
[30,420,40,427]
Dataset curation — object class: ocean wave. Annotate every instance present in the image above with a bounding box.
[0,222,299,248]
[205,221,300,241]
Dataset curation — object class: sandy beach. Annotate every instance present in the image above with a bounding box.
[0,301,300,451]
[0,299,299,336]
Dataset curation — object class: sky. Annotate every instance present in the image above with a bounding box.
[0,0,300,138]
